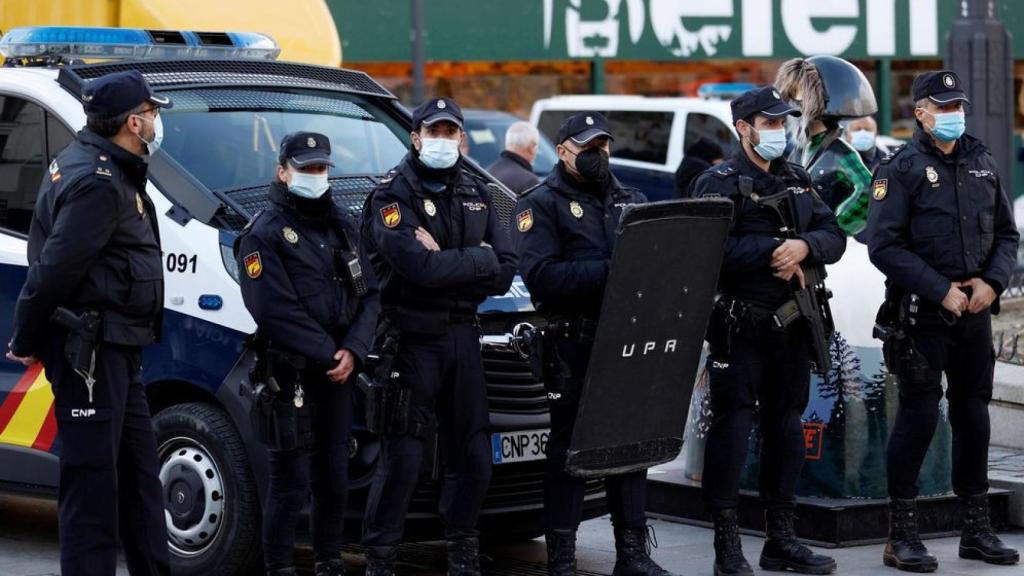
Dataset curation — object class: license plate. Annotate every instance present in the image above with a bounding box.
[491,429,549,464]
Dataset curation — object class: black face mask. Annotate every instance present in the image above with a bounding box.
[572,147,610,184]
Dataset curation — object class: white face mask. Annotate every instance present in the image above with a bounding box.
[288,171,330,199]
[419,137,460,169]
[133,113,163,155]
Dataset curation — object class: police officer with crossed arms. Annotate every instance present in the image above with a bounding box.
[360,97,517,575]
[236,132,380,576]
[514,112,675,576]
[8,70,172,576]
[867,70,1019,572]
[690,87,845,576]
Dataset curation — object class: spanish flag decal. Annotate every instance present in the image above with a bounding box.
[517,209,534,232]
[380,203,401,228]
[244,252,263,279]
[872,179,888,201]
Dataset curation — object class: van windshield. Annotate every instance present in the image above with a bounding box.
[159,88,409,192]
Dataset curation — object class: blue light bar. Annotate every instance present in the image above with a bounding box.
[697,83,759,100]
[0,26,280,61]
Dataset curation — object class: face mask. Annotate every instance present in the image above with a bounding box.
[752,128,787,161]
[133,113,163,155]
[419,137,460,169]
[288,171,330,199]
[924,110,966,142]
[571,147,610,183]
[849,129,876,152]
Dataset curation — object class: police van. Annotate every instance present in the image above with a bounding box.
[0,27,604,575]
[530,95,738,201]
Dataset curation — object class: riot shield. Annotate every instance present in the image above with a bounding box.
[565,198,732,478]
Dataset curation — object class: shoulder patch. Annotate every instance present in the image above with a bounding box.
[378,169,398,185]
[244,252,263,279]
[879,144,906,165]
[872,179,888,201]
[380,202,401,228]
[711,165,737,179]
[516,209,534,232]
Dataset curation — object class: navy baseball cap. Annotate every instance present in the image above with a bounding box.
[82,70,172,118]
[912,70,969,105]
[557,112,614,146]
[730,86,801,125]
[279,132,334,168]
[411,97,464,130]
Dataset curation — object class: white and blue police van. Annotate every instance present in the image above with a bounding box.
[0,27,605,575]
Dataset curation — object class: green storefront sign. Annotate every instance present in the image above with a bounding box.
[330,0,1023,63]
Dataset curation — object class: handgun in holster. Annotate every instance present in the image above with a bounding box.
[356,327,426,437]
[51,307,102,402]
[245,336,311,450]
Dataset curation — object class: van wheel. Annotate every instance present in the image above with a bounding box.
[154,403,262,576]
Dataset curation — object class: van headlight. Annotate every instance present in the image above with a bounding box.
[221,244,240,284]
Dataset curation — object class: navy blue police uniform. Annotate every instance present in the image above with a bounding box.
[234,132,380,574]
[867,73,1018,503]
[689,87,844,576]
[9,70,172,576]
[360,98,517,555]
[516,113,682,576]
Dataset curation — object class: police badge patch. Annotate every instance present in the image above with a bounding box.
[569,201,584,219]
[283,226,299,244]
[925,166,939,184]
[244,252,263,279]
[517,209,533,232]
[380,203,401,228]
[872,179,888,201]
[423,198,437,217]
[135,193,145,216]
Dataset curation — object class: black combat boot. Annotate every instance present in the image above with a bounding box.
[612,525,678,576]
[446,537,482,576]
[314,558,346,576]
[546,529,577,576]
[759,509,837,574]
[883,499,938,572]
[712,509,753,576]
[364,546,397,576]
[267,569,297,576]
[958,493,1020,565]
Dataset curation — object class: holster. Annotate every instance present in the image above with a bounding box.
[533,318,589,404]
[246,338,313,451]
[50,307,102,378]
[874,295,936,383]
[357,325,428,438]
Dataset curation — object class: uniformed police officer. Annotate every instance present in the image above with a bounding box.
[7,70,171,576]
[359,97,517,575]
[867,71,1020,572]
[690,87,845,576]
[514,112,675,576]
[235,132,380,576]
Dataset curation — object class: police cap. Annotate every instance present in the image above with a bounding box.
[82,70,173,118]
[411,97,464,131]
[912,70,969,105]
[730,86,801,125]
[557,112,614,146]
[279,131,334,168]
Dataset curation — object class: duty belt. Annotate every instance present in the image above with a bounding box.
[714,295,799,332]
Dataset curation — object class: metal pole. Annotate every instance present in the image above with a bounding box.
[411,0,425,106]
[877,59,892,136]
[590,58,605,94]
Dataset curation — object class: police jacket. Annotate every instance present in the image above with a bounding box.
[866,128,1018,306]
[11,129,163,356]
[236,181,380,368]
[486,151,541,195]
[514,163,646,319]
[689,149,846,309]
[362,153,516,333]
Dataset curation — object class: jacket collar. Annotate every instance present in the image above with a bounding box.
[268,180,336,223]
[78,128,149,183]
[398,153,477,197]
[500,150,534,172]
[912,127,982,162]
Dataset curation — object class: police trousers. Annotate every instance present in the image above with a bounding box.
[544,334,647,532]
[702,319,812,512]
[887,310,994,500]
[263,377,352,569]
[41,339,169,576]
[361,322,492,546]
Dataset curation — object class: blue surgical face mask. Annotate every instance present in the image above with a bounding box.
[753,128,787,161]
[419,137,460,169]
[923,109,966,142]
[849,129,876,152]
[288,171,330,199]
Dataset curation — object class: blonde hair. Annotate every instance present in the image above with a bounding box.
[775,58,825,121]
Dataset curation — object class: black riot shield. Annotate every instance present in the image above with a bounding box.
[565,198,732,478]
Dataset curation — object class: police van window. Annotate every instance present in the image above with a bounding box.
[0,96,45,236]
[45,113,75,161]
[159,89,409,192]
[684,113,736,156]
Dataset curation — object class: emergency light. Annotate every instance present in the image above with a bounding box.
[697,83,758,100]
[0,26,280,61]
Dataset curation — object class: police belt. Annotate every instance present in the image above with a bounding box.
[544,316,598,343]
[385,305,478,335]
[714,295,801,332]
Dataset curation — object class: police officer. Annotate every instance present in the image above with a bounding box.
[6,70,171,576]
[689,87,845,576]
[235,132,380,575]
[514,112,675,576]
[867,71,1019,572]
[360,97,517,575]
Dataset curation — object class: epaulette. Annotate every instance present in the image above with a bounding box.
[879,144,907,166]
[519,181,544,197]
[377,169,398,185]
[710,165,737,178]
[93,152,114,180]
[238,210,266,237]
